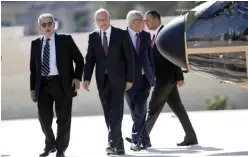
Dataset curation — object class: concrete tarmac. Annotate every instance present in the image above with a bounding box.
[1,110,248,157]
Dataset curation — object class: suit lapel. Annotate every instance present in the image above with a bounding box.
[37,36,43,68]
[97,30,106,55]
[126,28,136,52]
[139,31,145,55]
[54,33,61,67]
[107,26,115,56]
[153,25,164,49]
[156,25,164,37]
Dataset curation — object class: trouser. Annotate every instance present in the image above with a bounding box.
[38,76,72,152]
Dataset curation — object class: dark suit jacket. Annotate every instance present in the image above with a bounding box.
[153,25,184,83]
[30,33,84,101]
[127,29,156,87]
[84,26,134,90]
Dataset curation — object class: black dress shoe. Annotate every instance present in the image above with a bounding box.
[177,139,198,146]
[56,151,65,157]
[126,137,152,150]
[117,145,125,155]
[140,143,152,150]
[130,143,141,151]
[117,149,125,155]
[107,149,125,155]
[106,146,117,155]
[39,147,56,157]
[125,137,132,143]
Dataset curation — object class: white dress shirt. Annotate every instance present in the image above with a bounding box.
[128,27,145,75]
[100,26,112,74]
[41,33,59,76]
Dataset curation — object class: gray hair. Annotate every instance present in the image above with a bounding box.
[94,8,110,20]
[126,10,143,26]
[37,13,55,25]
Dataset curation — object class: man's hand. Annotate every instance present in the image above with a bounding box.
[125,82,133,91]
[72,79,80,92]
[177,80,185,87]
[82,81,90,91]
[30,90,36,103]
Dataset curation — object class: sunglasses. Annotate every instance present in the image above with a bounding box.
[41,22,53,28]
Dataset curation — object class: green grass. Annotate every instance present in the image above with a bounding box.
[206,95,227,110]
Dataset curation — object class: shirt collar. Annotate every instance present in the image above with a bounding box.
[154,24,163,36]
[101,25,112,35]
[43,33,55,41]
[128,27,140,37]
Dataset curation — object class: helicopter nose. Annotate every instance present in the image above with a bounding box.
[156,15,187,69]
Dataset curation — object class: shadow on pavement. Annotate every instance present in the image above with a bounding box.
[207,151,248,156]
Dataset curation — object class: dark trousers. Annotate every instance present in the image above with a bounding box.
[142,80,197,141]
[98,75,125,149]
[125,75,151,145]
[37,76,72,152]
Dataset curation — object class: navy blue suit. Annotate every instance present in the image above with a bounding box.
[124,29,155,146]
[83,26,134,150]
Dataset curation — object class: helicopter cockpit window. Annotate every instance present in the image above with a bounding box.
[199,2,234,19]
[187,1,248,83]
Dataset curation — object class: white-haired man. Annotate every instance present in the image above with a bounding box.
[124,10,155,151]
[29,13,84,157]
[83,8,134,155]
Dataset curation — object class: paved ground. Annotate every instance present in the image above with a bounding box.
[1,110,248,157]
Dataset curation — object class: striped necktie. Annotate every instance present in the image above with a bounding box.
[42,38,50,76]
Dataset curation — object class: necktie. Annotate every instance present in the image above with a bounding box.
[135,33,140,55]
[151,33,156,46]
[42,38,50,76]
[103,32,108,57]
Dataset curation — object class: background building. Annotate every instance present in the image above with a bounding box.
[1,1,200,35]
[1,1,94,35]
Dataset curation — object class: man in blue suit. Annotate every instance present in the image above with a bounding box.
[124,10,156,151]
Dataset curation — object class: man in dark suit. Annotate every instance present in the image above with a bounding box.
[124,10,155,151]
[82,8,134,155]
[126,10,198,147]
[29,13,84,157]
[144,10,198,146]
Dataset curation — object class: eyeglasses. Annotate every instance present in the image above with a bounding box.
[40,22,53,28]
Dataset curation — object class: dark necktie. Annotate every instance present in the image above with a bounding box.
[42,38,50,76]
[151,33,156,47]
[103,32,108,56]
[135,33,140,55]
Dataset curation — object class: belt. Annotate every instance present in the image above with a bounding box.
[41,75,59,80]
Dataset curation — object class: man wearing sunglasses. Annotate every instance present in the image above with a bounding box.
[29,13,84,157]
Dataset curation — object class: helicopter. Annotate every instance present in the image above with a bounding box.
[156,1,248,88]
